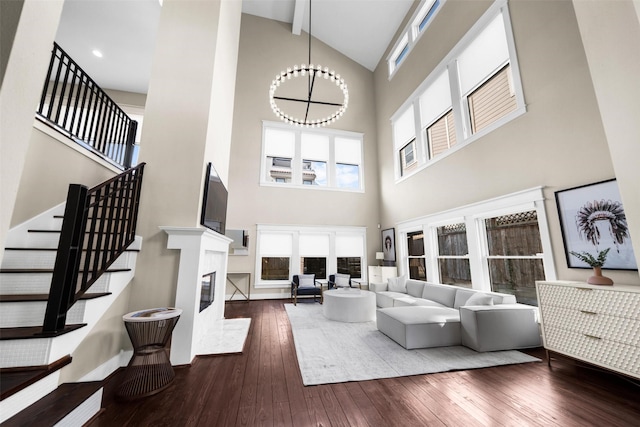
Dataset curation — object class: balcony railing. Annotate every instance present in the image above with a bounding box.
[36,42,137,170]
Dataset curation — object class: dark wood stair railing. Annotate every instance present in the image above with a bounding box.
[42,163,145,334]
[37,42,138,170]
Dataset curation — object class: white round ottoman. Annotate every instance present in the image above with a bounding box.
[323,289,376,322]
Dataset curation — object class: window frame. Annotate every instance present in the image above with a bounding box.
[390,0,525,182]
[260,121,364,192]
[255,225,367,289]
[396,187,556,304]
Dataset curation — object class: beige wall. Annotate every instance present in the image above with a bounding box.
[11,126,117,227]
[226,14,382,298]
[572,0,640,272]
[128,0,241,312]
[372,0,639,285]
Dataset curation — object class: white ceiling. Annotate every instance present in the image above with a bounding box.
[55,0,414,95]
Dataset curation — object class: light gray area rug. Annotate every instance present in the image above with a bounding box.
[285,303,540,386]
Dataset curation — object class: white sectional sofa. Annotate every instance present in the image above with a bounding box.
[371,278,541,351]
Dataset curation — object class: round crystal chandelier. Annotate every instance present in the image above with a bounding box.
[268,0,348,128]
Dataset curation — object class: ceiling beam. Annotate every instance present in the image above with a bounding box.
[292,0,306,35]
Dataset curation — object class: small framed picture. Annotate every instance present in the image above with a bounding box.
[555,179,637,270]
[382,228,396,262]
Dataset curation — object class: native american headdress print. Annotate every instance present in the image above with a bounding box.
[575,199,629,251]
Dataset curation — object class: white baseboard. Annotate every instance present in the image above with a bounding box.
[78,350,133,382]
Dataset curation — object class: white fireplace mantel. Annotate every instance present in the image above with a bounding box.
[160,226,232,365]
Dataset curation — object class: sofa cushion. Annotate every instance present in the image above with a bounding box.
[412,298,448,308]
[453,289,517,308]
[421,283,457,307]
[376,291,407,308]
[334,273,350,287]
[405,280,425,298]
[388,275,407,293]
[463,293,494,306]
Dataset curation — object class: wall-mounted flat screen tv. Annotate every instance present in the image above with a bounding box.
[200,162,228,235]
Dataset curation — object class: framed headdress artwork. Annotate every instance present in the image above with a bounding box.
[555,179,637,270]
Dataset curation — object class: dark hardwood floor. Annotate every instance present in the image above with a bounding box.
[92,299,640,426]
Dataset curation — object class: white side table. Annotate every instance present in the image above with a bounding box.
[323,289,376,322]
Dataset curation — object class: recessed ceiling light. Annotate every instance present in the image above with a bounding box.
[92,49,103,58]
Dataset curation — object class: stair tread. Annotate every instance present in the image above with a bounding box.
[2,381,102,427]
[0,324,86,340]
[0,292,111,302]
[0,267,131,273]
[0,355,72,401]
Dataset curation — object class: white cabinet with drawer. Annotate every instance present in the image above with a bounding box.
[536,280,640,380]
[368,266,397,287]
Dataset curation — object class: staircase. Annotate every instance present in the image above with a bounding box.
[0,203,140,424]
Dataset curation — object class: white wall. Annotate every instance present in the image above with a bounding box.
[0,0,64,263]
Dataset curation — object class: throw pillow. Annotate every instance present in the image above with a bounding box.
[387,275,407,293]
[298,274,316,288]
[464,293,494,306]
[335,273,350,287]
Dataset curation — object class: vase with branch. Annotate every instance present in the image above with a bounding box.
[569,248,614,285]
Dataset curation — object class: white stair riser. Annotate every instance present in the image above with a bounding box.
[1,250,132,269]
[0,300,86,328]
[0,271,113,294]
[0,267,134,369]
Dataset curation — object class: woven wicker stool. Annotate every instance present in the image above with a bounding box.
[118,307,182,399]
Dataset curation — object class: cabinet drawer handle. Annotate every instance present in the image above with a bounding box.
[577,287,593,291]
[584,334,601,340]
[580,310,597,315]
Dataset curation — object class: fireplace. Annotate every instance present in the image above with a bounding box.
[200,271,216,312]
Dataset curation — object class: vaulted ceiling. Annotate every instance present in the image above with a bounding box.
[55,0,414,94]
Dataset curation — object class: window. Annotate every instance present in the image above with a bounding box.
[300,234,329,280]
[407,231,426,280]
[388,0,445,78]
[400,140,417,174]
[391,1,525,181]
[484,210,545,305]
[261,122,363,191]
[256,225,366,288]
[301,257,326,278]
[436,223,471,288]
[337,257,362,278]
[417,0,441,33]
[457,12,516,137]
[397,187,555,305]
[258,232,292,282]
[468,64,516,134]
[336,234,364,279]
[393,106,419,177]
[335,137,362,189]
[261,257,289,280]
[427,110,456,157]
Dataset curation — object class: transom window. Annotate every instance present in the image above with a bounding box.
[388,0,445,78]
[261,122,363,191]
[391,1,525,181]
